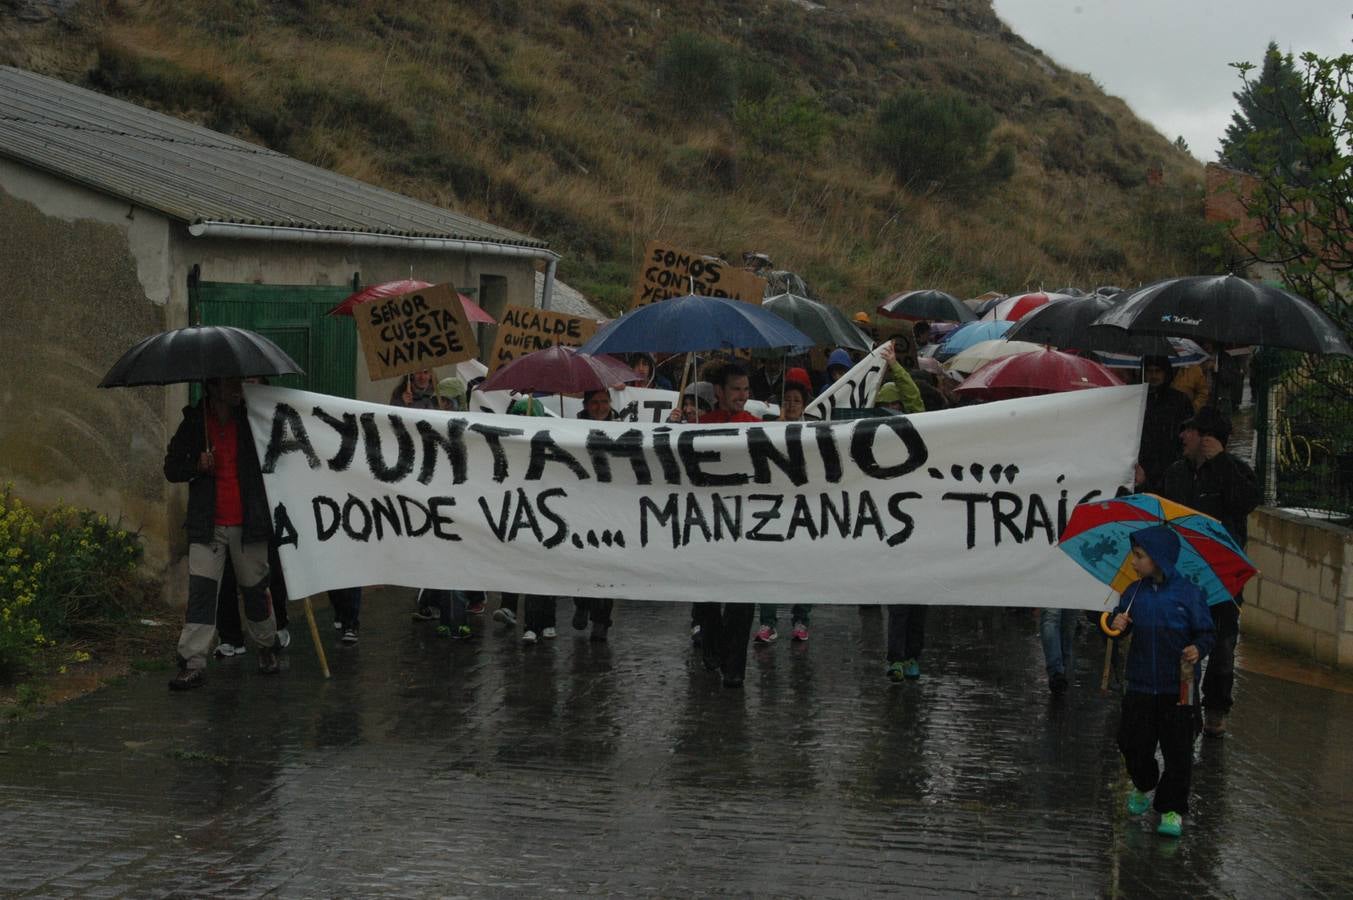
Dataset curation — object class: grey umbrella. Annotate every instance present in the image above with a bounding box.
[761,293,872,351]
[98,325,305,387]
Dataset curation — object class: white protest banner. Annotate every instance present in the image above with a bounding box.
[803,345,891,421]
[355,283,479,380]
[631,240,767,309]
[487,305,599,371]
[246,383,1145,610]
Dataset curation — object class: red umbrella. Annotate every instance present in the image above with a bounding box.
[327,279,496,324]
[953,348,1123,401]
[479,346,643,395]
[980,291,1074,323]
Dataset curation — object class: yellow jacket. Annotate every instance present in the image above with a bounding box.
[1172,364,1210,412]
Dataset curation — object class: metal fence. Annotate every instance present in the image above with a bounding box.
[1253,350,1353,520]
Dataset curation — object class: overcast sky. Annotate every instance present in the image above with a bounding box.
[990,0,1353,162]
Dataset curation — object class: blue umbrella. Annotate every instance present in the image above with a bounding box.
[935,320,1014,360]
[579,294,814,354]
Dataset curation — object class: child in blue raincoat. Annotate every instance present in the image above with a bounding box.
[1109,525,1215,838]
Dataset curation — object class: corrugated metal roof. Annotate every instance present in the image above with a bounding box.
[0,66,548,249]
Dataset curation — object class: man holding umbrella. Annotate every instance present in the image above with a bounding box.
[163,376,280,690]
[1161,408,1261,736]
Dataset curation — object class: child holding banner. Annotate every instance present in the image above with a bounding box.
[1109,526,1214,838]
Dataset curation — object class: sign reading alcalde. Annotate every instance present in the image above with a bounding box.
[356,283,479,381]
[487,305,598,372]
[630,240,767,308]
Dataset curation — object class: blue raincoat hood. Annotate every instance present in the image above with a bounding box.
[826,348,853,372]
[1130,525,1181,580]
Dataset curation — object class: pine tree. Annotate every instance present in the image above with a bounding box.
[1218,42,1324,183]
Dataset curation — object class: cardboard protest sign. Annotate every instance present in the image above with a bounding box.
[356,283,478,381]
[487,305,598,372]
[247,382,1143,608]
[631,240,767,309]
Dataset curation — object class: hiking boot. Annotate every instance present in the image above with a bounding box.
[411,605,437,622]
[465,599,487,615]
[1202,711,1227,738]
[341,626,359,645]
[590,623,609,642]
[542,626,557,640]
[1157,811,1183,837]
[276,628,291,649]
[1049,672,1069,695]
[257,647,280,675]
[903,659,921,680]
[494,607,517,626]
[754,625,778,644]
[791,622,809,642]
[214,642,245,659]
[168,668,205,691]
[690,624,702,646]
[886,662,906,683]
[1127,789,1151,816]
[572,605,590,631]
[522,629,538,644]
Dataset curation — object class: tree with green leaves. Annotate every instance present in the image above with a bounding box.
[1219,42,1327,185]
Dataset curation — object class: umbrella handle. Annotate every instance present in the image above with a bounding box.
[1099,611,1124,638]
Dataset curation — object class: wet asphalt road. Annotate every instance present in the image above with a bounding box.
[2,592,1351,898]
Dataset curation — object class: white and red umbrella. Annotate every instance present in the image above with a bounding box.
[980,291,1075,323]
[954,348,1123,400]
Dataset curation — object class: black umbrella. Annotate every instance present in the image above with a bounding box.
[1008,294,1178,355]
[98,325,305,387]
[1092,275,1352,356]
[877,289,977,323]
[762,293,871,351]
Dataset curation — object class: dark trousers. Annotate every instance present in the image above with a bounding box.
[216,544,289,645]
[693,602,755,678]
[886,604,928,663]
[1203,601,1240,714]
[1118,691,1196,815]
[329,587,362,630]
[573,597,614,627]
[421,589,469,629]
[502,593,556,632]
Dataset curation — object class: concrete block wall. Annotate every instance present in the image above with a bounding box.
[1243,508,1352,667]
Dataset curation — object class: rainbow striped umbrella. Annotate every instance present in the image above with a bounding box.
[1058,493,1257,606]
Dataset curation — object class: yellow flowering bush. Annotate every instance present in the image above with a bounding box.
[0,485,143,676]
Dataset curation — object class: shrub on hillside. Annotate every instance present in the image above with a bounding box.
[734,93,832,159]
[870,88,1011,194]
[0,486,143,678]
[653,32,738,115]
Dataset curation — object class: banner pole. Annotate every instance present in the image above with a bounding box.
[303,596,330,678]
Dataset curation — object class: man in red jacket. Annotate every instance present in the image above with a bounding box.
[688,362,759,686]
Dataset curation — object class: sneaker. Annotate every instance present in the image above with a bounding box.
[886,662,906,683]
[168,668,205,691]
[276,628,291,649]
[791,622,809,642]
[411,606,437,622]
[722,672,745,688]
[451,625,473,640]
[522,629,538,644]
[466,599,487,615]
[590,624,609,642]
[572,605,590,630]
[333,619,343,631]
[1049,672,1069,694]
[690,623,702,646]
[257,648,280,675]
[1127,789,1151,816]
[1202,711,1227,738]
[341,627,359,645]
[214,642,245,659]
[435,624,453,638]
[1157,811,1183,837]
[902,658,921,679]
[754,625,778,644]
[542,627,557,640]
[494,607,517,626]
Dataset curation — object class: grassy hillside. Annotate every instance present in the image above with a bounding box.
[2,0,1218,314]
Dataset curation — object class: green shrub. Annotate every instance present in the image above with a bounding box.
[734,93,832,159]
[653,32,738,115]
[0,486,143,678]
[871,88,1008,193]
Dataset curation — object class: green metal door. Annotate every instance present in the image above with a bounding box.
[192,282,357,398]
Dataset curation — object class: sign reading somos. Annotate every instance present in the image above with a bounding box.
[488,305,599,372]
[247,383,1145,610]
[631,240,768,308]
[356,283,479,381]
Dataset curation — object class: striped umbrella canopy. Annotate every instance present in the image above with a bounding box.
[1058,493,1258,606]
[981,291,1076,323]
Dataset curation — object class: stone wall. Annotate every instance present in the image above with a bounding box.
[1243,507,1352,667]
